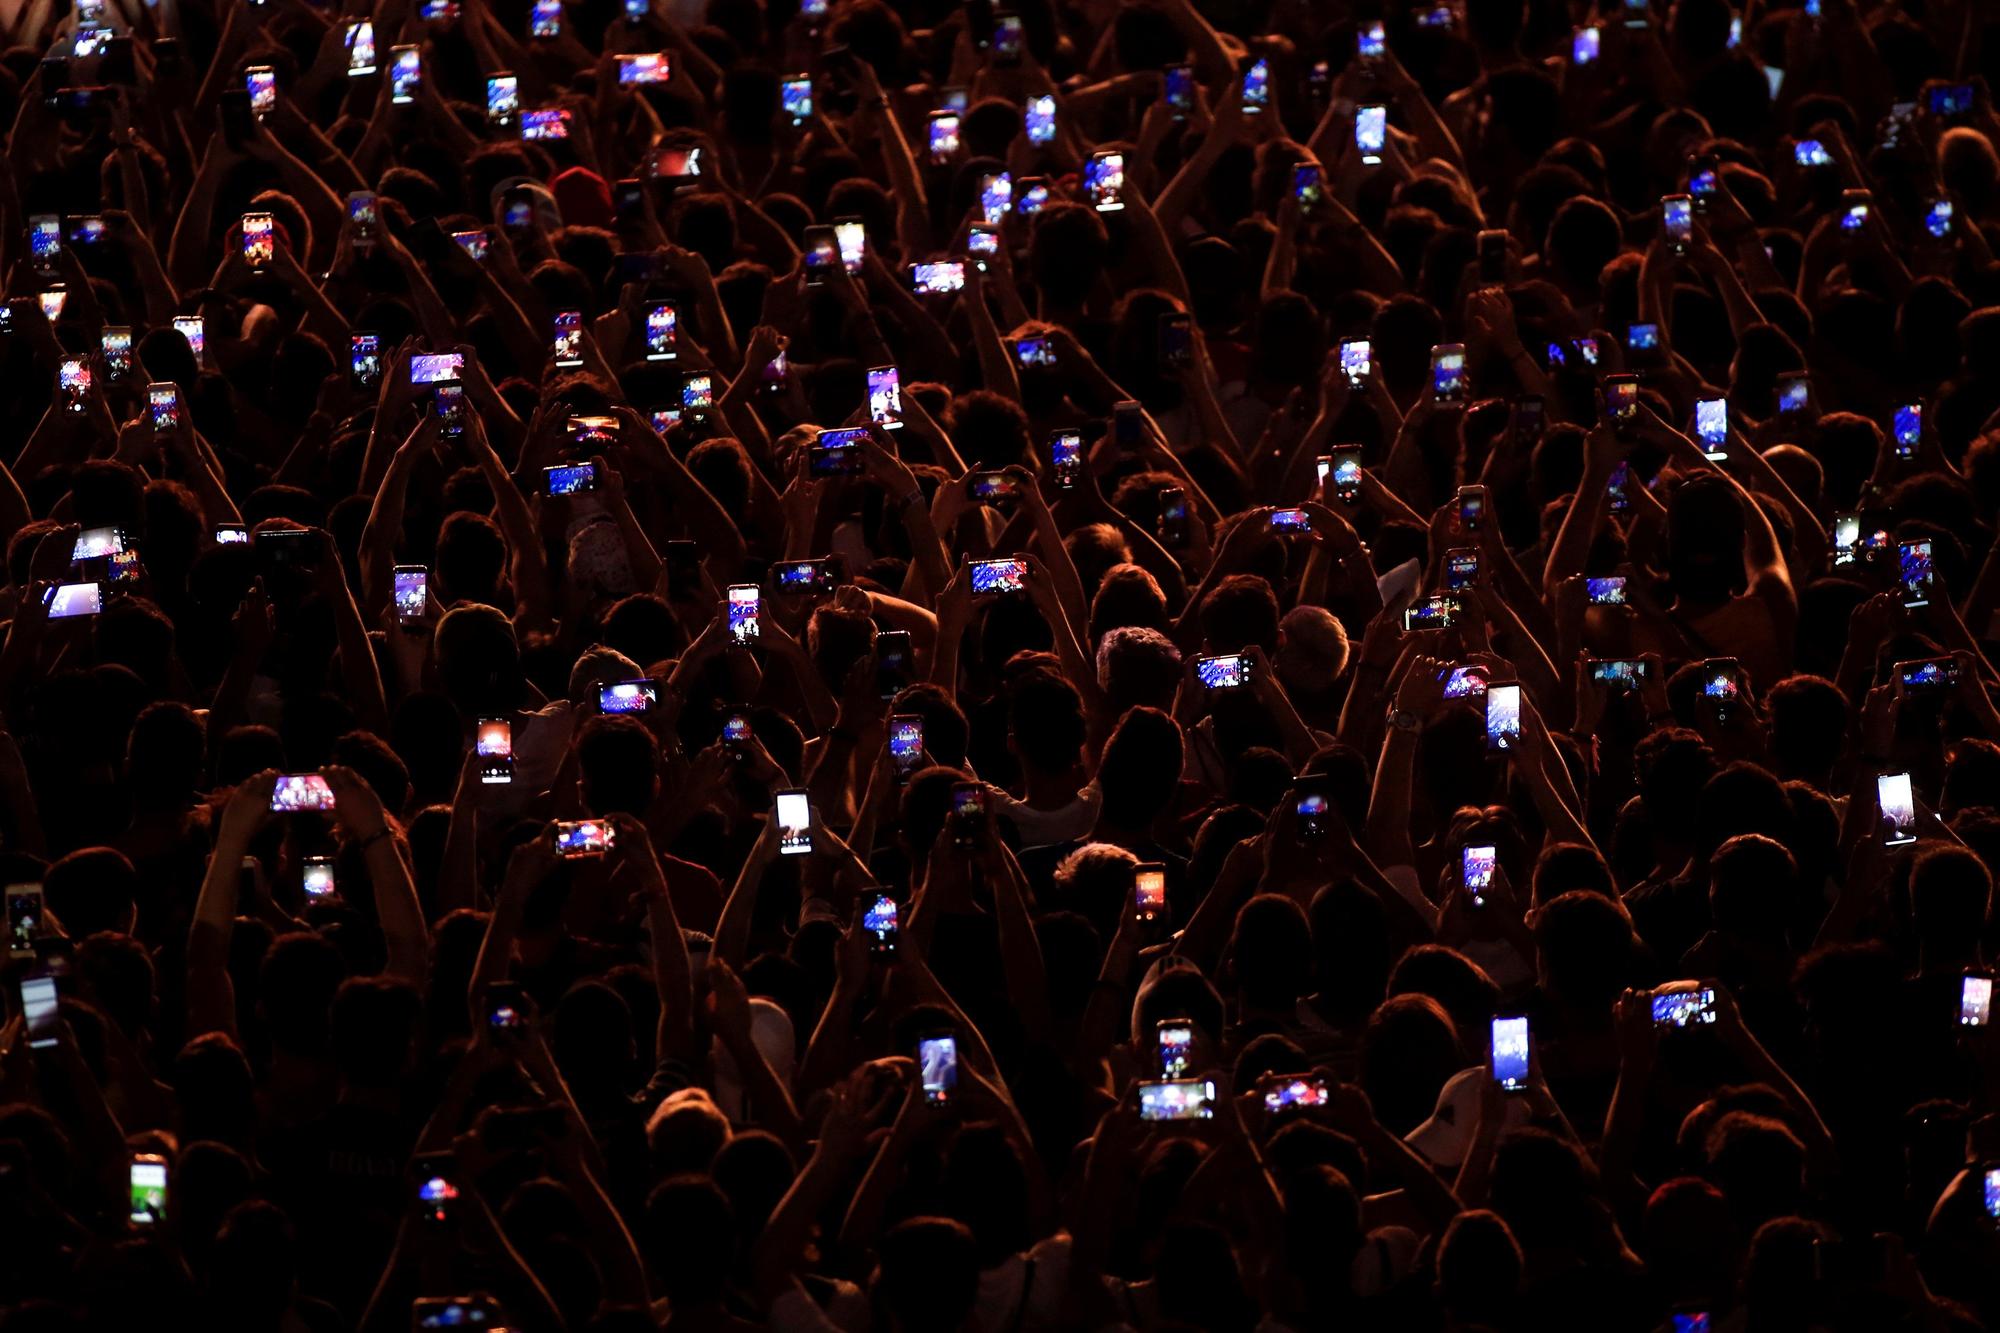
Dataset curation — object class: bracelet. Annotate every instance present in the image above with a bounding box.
[353,825,395,851]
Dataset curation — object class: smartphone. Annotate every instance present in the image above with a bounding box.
[1572,25,1601,63]
[487,73,518,126]
[866,364,904,430]
[1085,151,1125,212]
[484,982,530,1040]
[552,311,583,368]
[390,44,420,103]
[1025,92,1056,145]
[1159,311,1194,367]
[969,557,1026,597]
[1962,974,1993,1027]
[1777,372,1810,415]
[834,217,866,273]
[269,773,335,813]
[1900,539,1934,610]
[47,581,101,618]
[57,357,90,413]
[616,52,669,84]
[1050,430,1083,488]
[71,526,123,561]
[346,20,376,76]
[1897,656,1960,693]
[530,0,561,36]
[1650,985,1717,1027]
[1402,596,1458,630]
[634,301,678,362]
[1491,1015,1530,1092]
[1508,395,1545,439]
[977,171,1012,225]
[1295,787,1329,840]
[28,215,60,268]
[459,715,509,788]
[805,426,863,477]
[1358,20,1387,59]
[246,64,276,118]
[392,565,428,625]
[1694,396,1729,459]
[1476,228,1507,282]
[215,524,248,545]
[37,287,66,323]
[776,789,812,855]
[1926,199,1955,240]
[598,679,658,715]
[863,892,898,955]
[129,1153,167,1224]
[1445,488,1482,539]
[1262,1074,1331,1115]
[1794,138,1833,168]
[1840,189,1871,233]
[1485,683,1522,751]
[1133,862,1167,924]
[1138,1078,1215,1121]
[1442,664,1488,699]
[1329,447,1363,502]
[6,884,42,958]
[927,111,961,163]
[302,855,336,899]
[1584,576,1632,608]
[1462,845,1496,907]
[1268,507,1313,535]
[242,211,275,268]
[1662,194,1692,253]
[868,631,913,704]
[552,819,615,858]
[727,584,760,642]
[1879,772,1918,847]
[519,105,572,140]
[410,351,463,385]
[1431,343,1467,403]
[966,224,1000,274]
[918,1033,957,1105]
[660,532,700,592]
[1894,403,1922,459]
[1333,339,1371,390]
[1241,56,1270,113]
[781,75,812,125]
[719,713,752,758]
[888,714,925,777]
[1602,373,1639,428]
[1437,548,1477,593]
[1355,104,1388,163]
[1156,1019,1194,1078]
[21,973,58,1048]
[1165,64,1194,119]
[1195,653,1249,690]
[1146,486,1187,546]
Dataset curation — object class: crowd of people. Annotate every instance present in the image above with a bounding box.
[3,0,2000,1328]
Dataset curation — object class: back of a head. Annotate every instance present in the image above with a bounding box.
[1437,1209,1523,1323]
[1534,891,1636,1010]
[44,846,138,939]
[330,976,420,1089]
[875,1216,980,1333]
[1097,706,1184,829]
[644,1174,737,1306]
[1911,844,1992,953]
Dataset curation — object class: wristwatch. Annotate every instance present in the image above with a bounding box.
[1388,708,1421,734]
